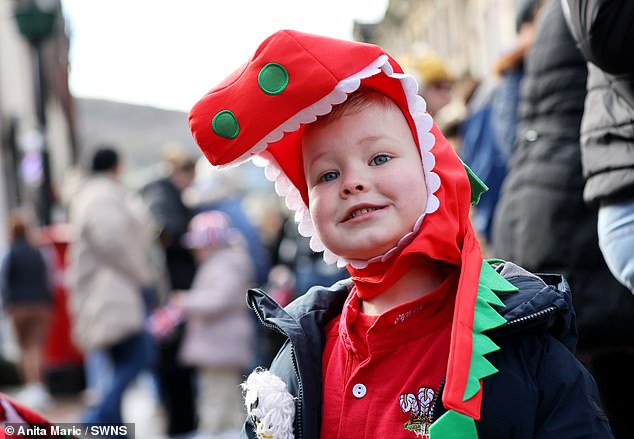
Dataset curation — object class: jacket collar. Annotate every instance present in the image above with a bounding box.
[248,262,576,353]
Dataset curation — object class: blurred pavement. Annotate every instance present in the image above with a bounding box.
[2,379,166,438]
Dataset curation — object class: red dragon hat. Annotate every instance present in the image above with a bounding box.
[189,30,516,437]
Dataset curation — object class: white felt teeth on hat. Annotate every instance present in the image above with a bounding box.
[400,75,419,95]
[262,160,282,180]
[427,171,441,193]
[309,235,325,252]
[253,55,441,268]
[324,248,340,265]
[310,235,326,252]
[418,110,433,130]
[422,148,436,171]
[338,78,361,92]
[297,216,314,236]
[285,190,304,212]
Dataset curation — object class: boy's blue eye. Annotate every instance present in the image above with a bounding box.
[370,154,391,166]
[320,171,339,182]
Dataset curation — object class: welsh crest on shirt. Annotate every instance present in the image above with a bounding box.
[400,386,436,438]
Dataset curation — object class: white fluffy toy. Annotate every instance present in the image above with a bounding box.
[242,368,296,439]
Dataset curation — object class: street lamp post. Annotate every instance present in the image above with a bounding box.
[12,0,58,225]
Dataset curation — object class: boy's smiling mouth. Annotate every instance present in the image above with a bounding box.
[342,205,385,222]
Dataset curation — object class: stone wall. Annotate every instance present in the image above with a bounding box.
[355,0,518,78]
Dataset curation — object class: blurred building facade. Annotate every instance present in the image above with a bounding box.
[355,0,517,79]
[0,0,77,249]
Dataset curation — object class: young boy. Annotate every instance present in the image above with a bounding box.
[188,30,612,439]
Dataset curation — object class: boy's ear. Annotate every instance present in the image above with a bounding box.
[462,162,489,206]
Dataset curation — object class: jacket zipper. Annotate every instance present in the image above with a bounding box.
[250,295,304,439]
[496,306,557,332]
[430,375,446,423]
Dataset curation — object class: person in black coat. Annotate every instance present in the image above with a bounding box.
[563,0,634,294]
[0,210,53,409]
[562,1,634,436]
[141,147,198,438]
[492,1,634,437]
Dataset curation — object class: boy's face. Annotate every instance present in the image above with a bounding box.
[302,101,428,261]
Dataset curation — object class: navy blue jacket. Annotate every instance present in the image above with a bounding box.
[242,262,612,438]
[0,238,52,306]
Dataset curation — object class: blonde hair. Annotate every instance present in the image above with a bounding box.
[310,87,398,128]
[162,145,196,172]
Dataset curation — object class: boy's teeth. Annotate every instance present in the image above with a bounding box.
[350,207,377,218]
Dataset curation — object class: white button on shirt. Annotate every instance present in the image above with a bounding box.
[352,383,367,398]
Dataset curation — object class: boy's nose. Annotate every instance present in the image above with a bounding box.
[341,177,368,196]
[343,184,365,195]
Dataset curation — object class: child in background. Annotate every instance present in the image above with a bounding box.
[188,30,611,439]
[172,210,255,438]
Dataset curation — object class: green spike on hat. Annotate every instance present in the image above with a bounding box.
[463,162,489,206]
[430,260,517,439]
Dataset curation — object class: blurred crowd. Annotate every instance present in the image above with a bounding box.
[0,0,633,438]
[0,141,348,438]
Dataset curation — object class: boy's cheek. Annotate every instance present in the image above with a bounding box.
[308,191,329,214]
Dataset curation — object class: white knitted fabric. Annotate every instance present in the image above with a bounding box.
[242,369,296,439]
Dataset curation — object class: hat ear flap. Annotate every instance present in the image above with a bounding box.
[462,161,488,206]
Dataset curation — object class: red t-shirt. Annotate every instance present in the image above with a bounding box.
[321,271,458,439]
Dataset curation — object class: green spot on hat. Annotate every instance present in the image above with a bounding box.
[258,62,289,95]
[212,110,239,139]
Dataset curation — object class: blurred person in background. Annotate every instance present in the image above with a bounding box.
[492,1,634,436]
[564,0,634,295]
[458,0,542,251]
[140,146,198,438]
[490,0,543,163]
[68,147,156,427]
[171,211,255,439]
[270,215,348,299]
[564,1,634,436]
[0,209,53,410]
[417,55,455,117]
[142,147,198,292]
[187,159,271,288]
[400,52,455,121]
[416,54,455,118]
[457,77,504,251]
[186,159,273,372]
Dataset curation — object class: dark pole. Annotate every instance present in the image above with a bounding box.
[31,40,53,225]
[5,118,22,209]
[12,1,58,225]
